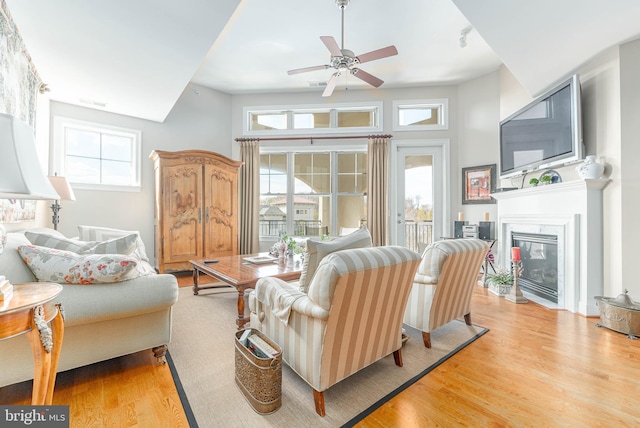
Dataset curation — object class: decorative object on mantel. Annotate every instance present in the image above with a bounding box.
[576,155,605,179]
[505,247,528,304]
[595,290,639,339]
[539,169,562,185]
[529,177,539,187]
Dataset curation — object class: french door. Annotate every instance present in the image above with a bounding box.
[390,141,448,253]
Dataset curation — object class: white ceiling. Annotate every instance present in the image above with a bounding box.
[6,0,640,122]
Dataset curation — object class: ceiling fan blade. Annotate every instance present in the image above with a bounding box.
[287,65,329,75]
[356,45,398,64]
[320,36,343,57]
[322,72,341,97]
[350,68,384,88]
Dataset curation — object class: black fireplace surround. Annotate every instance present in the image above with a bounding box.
[512,232,559,303]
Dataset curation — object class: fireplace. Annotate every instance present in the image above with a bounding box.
[492,179,609,316]
[512,232,558,303]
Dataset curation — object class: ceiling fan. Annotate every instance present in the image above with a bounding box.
[287,0,398,97]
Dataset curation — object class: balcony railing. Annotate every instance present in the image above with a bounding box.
[405,220,433,254]
[259,220,326,237]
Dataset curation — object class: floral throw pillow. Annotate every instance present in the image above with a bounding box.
[17,245,144,284]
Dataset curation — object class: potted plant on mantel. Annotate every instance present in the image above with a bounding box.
[486,268,514,296]
[529,178,539,187]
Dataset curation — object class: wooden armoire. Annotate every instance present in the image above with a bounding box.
[149,150,243,273]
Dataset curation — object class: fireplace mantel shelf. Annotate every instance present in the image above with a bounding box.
[491,178,610,201]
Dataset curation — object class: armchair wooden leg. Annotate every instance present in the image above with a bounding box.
[464,313,472,326]
[313,389,325,416]
[152,345,167,364]
[393,348,403,367]
[422,331,432,348]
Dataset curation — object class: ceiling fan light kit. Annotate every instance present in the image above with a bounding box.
[288,0,398,97]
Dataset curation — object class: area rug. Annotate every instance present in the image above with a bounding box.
[168,286,488,427]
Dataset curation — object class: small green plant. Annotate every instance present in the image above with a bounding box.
[529,178,539,186]
[540,175,552,184]
[486,268,513,287]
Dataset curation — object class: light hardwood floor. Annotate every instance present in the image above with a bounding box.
[1,278,639,427]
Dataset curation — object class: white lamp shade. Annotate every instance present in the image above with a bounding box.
[0,112,59,199]
[48,175,76,201]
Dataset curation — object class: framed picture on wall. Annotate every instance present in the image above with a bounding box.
[462,164,496,204]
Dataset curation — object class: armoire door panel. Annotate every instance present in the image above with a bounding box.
[203,164,238,258]
[163,165,203,262]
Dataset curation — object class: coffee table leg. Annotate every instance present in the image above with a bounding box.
[236,288,246,330]
[193,268,200,295]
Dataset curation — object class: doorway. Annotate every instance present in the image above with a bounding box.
[390,141,448,253]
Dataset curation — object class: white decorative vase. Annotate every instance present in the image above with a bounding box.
[576,155,604,179]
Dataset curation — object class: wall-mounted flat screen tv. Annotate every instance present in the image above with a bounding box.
[499,74,583,179]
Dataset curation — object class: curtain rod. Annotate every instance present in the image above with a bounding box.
[235,134,392,143]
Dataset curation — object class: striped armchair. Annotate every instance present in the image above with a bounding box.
[403,239,489,348]
[248,246,421,416]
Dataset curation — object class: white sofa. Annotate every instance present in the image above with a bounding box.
[0,227,179,388]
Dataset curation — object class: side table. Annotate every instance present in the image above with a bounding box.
[0,282,64,405]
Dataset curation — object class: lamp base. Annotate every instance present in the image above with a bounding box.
[50,201,61,231]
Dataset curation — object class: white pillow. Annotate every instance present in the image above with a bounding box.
[17,245,152,284]
[298,226,372,293]
[78,225,149,262]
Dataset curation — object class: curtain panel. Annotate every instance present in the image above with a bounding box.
[367,136,389,246]
[238,140,260,254]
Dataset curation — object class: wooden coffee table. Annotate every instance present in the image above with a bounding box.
[190,254,302,329]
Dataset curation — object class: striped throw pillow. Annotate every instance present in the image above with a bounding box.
[25,231,138,256]
[25,231,94,253]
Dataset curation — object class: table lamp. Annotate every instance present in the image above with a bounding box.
[0,113,59,300]
[48,174,76,230]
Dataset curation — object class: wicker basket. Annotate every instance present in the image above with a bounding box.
[234,329,282,414]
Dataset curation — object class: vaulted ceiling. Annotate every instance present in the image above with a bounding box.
[6,0,640,122]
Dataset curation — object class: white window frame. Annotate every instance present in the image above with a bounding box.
[244,101,383,136]
[52,117,142,192]
[260,143,367,240]
[392,99,449,131]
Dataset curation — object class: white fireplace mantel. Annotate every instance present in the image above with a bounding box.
[492,179,610,316]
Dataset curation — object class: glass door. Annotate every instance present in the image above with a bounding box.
[393,144,444,253]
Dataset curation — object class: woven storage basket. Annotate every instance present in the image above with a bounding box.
[234,329,282,414]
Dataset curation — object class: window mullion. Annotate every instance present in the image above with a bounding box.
[286,152,295,236]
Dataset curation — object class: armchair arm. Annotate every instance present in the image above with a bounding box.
[254,277,329,325]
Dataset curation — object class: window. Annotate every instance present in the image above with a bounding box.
[244,102,382,135]
[392,99,448,131]
[259,151,367,240]
[53,117,141,192]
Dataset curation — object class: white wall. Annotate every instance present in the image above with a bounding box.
[456,71,500,226]
[619,38,640,298]
[46,83,232,266]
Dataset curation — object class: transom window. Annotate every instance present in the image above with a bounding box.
[53,117,141,192]
[392,99,449,131]
[260,151,367,239]
[245,102,382,135]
